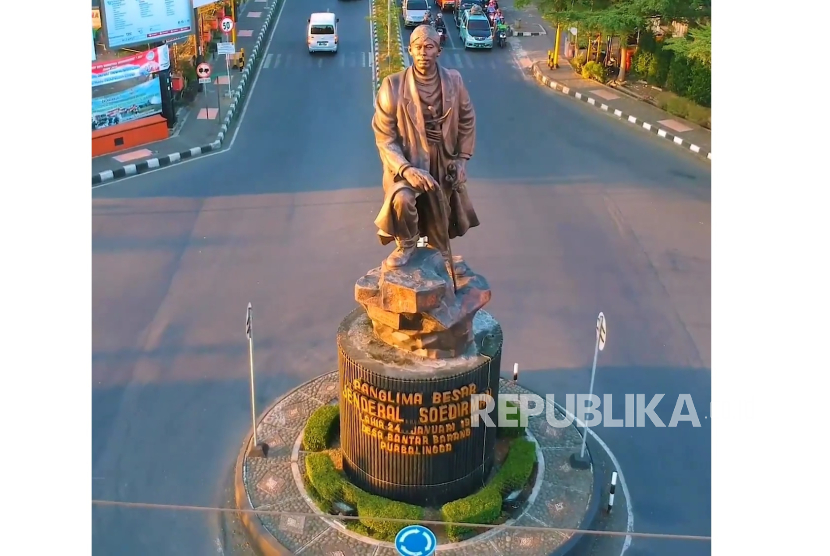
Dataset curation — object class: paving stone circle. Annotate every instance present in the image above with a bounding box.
[237,372,596,555]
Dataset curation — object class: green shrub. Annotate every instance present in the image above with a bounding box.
[497,400,526,439]
[490,438,537,493]
[570,53,587,72]
[632,51,653,78]
[305,452,344,502]
[441,437,538,541]
[666,55,692,98]
[686,60,711,107]
[441,485,502,541]
[305,451,423,540]
[355,492,423,540]
[303,405,339,451]
[581,61,606,83]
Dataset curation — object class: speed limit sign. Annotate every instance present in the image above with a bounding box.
[220,17,234,34]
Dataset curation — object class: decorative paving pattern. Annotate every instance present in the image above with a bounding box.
[589,88,620,101]
[236,372,597,555]
[658,118,694,133]
[237,29,254,37]
[112,149,153,163]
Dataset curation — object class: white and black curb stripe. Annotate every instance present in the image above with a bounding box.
[92,0,283,186]
[370,0,407,93]
[531,63,712,161]
[371,1,380,90]
[512,31,545,36]
[607,471,617,513]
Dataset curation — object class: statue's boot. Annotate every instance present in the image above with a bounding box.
[385,235,418,268]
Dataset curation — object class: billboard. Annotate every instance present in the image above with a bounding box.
[92,78,163,130]
[102,0,194,49]
[92,44,170,87]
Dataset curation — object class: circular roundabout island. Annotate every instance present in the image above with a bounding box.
[234,371,600,555]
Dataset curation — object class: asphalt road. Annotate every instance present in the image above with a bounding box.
[92,1,711,554]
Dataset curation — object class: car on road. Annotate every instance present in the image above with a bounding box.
[458,6,493,49]
[436,0,456,11]
[307,12,339,54]
[453,0,484,27]
[402,0,431,28]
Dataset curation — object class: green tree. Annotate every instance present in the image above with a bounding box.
[663,22,711,67]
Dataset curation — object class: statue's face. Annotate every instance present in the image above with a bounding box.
[409,37,440,74]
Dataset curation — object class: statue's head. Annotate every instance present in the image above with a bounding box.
[408,25,441,74]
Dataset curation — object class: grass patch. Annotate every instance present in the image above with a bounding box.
[372,0,405,84]
[655,90,711,129]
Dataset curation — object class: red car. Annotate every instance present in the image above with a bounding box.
[437,0,456,11]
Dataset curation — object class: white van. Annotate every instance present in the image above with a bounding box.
[307,12,339,54]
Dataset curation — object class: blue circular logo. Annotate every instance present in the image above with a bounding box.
[394,525,437,556]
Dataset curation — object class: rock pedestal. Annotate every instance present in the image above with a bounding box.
[354,247,492,358]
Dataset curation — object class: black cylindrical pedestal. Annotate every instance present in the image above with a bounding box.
[338,308,502,506]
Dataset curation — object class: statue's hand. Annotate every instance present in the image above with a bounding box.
[454,159,468,184]
[403,166,439,192]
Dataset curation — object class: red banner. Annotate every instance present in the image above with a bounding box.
[91,45,171,87]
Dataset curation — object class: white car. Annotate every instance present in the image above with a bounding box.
[402,0,431,28]
[307,12,339,53]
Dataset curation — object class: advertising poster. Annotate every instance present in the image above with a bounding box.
[102,0,194,49]
[92,8,102,30]
[92,78,163,130]
[91,44,170,87]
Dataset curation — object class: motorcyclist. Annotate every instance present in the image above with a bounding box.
[496,16,508,37]
[422,11,431,26]
[435,12,446,33]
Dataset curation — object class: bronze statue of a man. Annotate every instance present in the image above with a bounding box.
[372,25,479,268]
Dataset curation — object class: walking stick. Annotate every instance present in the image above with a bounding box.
[438,163,459,293]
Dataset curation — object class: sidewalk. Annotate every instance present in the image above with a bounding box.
[92,0,281,185]
[502,0,712,160]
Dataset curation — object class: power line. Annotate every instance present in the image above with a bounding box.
[91,499,710,542]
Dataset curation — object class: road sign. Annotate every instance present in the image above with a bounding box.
[218,42,236,55]
[221,17,234,33]
[198,77,211,84]
[596,312,607,352]
[196,62,211,78]
[570,27,578,35]
[394,525,437,556]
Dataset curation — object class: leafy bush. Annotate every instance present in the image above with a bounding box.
[632,51,653,78]
[497,400,527,439]
[304,452,423,540]
[570,53,587,72]
[490,438,536,493]
[582,61,606,84]
[440,437,537,541]
[303,405,339,451]
[442,485,502,541]
[666,55,693,98]
[686,61,711,108]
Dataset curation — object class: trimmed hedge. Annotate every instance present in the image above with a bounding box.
[497,400,527,439]
[303,405,339,451]
[441,437,537,541]
[304,452,424,541]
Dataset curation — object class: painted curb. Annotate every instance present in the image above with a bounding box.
[370,0,407,93]
[233,371,603,556]
[92,0,283,186]
[531,62,712,161]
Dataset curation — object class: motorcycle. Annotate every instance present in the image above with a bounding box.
[497,28,507,47]
[437,27,447,45]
